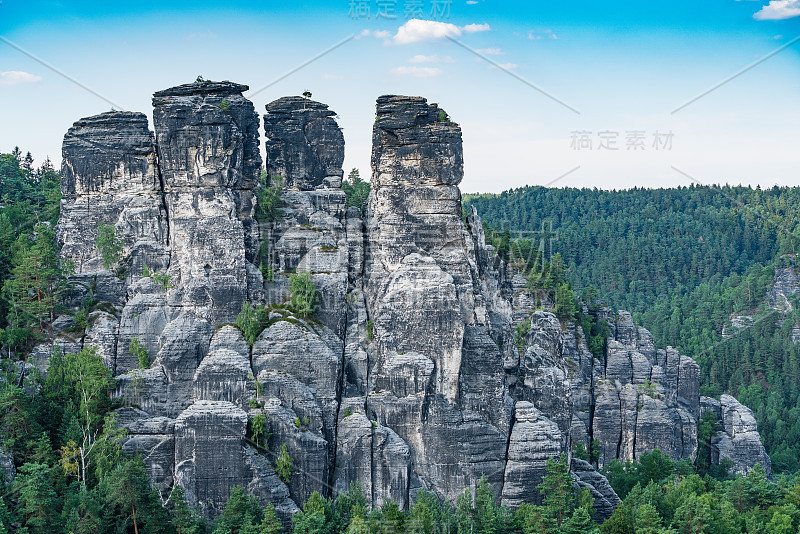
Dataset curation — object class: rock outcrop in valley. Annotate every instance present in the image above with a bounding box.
[44,82,771,522]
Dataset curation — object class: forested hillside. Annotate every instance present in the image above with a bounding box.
[2,146,800,532]
[0,147,63,351]
[465,186,800,473]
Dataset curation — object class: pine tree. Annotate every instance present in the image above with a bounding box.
[632,503,662,534]
[214,486,265,534]
[474,476,500,534]
[0,384,40,459]
[562,506,599,534]
[258,503,283,534]
[168,485,201,534]
[95,222,124,270]
[276,443,294,485]
[15,462,60,533]
[671,494,712,534]
[515,502,556,534]
[537,453,574,527]
[292,491,327,534]
[101,456,168,534]
[2,223,71,332]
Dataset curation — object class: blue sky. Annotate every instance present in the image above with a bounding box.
[1,0,799,192]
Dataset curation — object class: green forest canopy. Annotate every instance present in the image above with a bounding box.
[3,151,800,531]
[464,185,800,473]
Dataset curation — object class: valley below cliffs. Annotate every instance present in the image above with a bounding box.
[36,80,771,522]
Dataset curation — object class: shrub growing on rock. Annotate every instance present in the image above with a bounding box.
[289,272,317,318]
[96,223,123,270]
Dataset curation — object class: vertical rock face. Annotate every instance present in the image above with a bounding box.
[591,311,699,468]
[767,256,800,312]
[58,111,168,287]
[51,87,772,524]
[264,97,345,190]
[501,402,562,508]
[152,81,262,325]
[262,96,350,338]
[363,96,510,503]
[367,95,470,401]
[701,395,772,476]
[174,401,297,518]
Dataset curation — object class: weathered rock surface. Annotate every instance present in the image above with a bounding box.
[501,402,562,508]
[48,86,772,523]
[0,448,14,485]
[153,81,262,326]
[570,459,620,521]
[702,395,772,476]
[589,311,700,468]
[264,97,344,190]
[174,401,297,517]
[58,111,167,276]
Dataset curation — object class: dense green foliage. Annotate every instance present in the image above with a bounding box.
[288,272,318,318]
[130,337,150,369]
[0,149,65,355]
[600,449,798,534]
[341,168,370,214]
[275,443,294,485]
[285,458,600,534]
[465,186,798,314]
[0,346,192,533]
[96,223,124,270]
[234,287,318,348]
[256,172,284,223]
[465,185,800,472]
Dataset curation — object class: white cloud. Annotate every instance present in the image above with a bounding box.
[408,54,455,63]
[358,29,391,39]
[0,71,42,86]
[476,47,504,55]
[490,63,518,70]
[322,73,343,80]
[391,66,442,77]
[527,29,558,40]
[754,0,800,19]
[463,23,491,33]
[774,34,784,39]
[392,19,490,44]
[466,0,479,4]
[393,20,461,44]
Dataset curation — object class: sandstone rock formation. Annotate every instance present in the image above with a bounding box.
[702,395,772,476]
[46,84,771,523]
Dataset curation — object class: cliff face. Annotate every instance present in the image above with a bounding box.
[50,83,770,522]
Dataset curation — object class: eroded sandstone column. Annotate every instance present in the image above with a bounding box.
[152,81,262,325]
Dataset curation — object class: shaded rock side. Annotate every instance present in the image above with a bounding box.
[592,310,700,468]
[261,96,349,337]
[173,401,297,520]
[264,96,345,190]
[705,395,772,476]
[58,111,167,276]
[363,95,509,503]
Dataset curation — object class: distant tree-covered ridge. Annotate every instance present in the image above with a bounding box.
[465,184,800,472]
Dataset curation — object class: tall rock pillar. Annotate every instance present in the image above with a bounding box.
[152,81,262,326]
